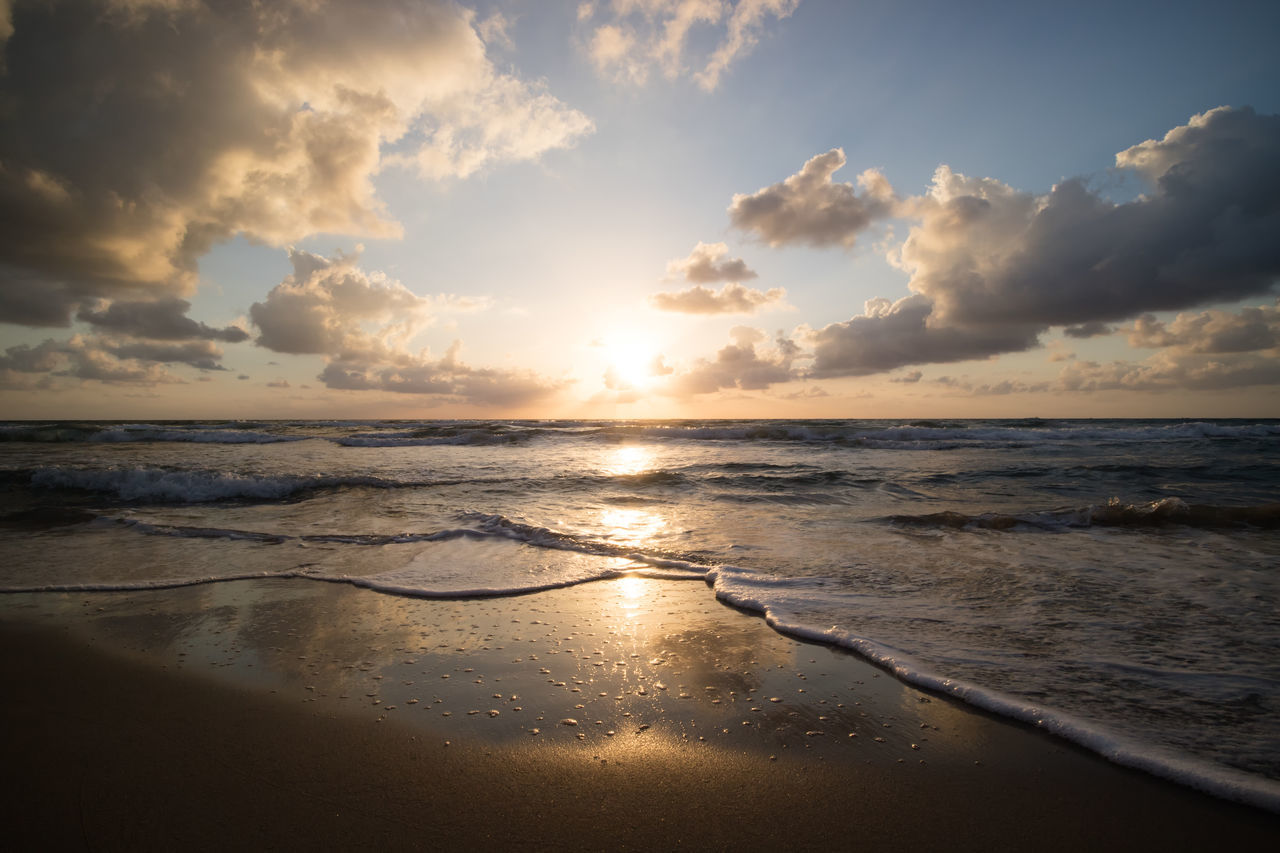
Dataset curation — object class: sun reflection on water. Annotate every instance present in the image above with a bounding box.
[599,507,667,545]
[605,444,655,476]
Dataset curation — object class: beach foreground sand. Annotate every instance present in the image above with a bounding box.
[3,576,1276,851]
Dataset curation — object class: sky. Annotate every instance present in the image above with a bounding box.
[1,0,1279,420]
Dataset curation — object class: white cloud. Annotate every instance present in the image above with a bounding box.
[583,0,799,90]
[250,250,562,406]
[652,241,785,313]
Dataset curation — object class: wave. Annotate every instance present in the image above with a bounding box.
[92,427,306,444]
[335,425,543,447]
[5,418,1279,449]
[887,498,1280,531]
[26,466,416,503]
[705,566,1280,813]
[0,422,307,444]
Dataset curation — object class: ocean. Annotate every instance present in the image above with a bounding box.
[1,418,1278,808]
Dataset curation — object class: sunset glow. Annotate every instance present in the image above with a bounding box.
[0,1,1277,418]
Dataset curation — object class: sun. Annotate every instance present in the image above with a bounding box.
[602,332,660,391]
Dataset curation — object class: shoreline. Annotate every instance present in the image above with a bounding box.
[4,576,1278,850]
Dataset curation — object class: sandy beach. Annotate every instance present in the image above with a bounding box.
[2,575,1276,851]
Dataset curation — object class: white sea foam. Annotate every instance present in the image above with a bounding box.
[706,565,1280,813]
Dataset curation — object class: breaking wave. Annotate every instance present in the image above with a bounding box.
[886,498,1280,531]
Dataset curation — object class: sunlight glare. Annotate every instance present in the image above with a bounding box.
[606,444,655,476]
[604,332,658,391]
[600,507,667,545]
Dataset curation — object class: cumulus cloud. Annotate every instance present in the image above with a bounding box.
[0,0,591,328]
[662,326,801,396]
[250,249,447,358]
[651,242,785,314]
[1056,352,1280,393]
[1128,302,1280,353]
[665,241,757,283]
[251,250,562,406]
[808,294,1040,377]
[0,335,184,386]
[581,0,800,91]
[729,149,895,248]
[782,107,1280,381]
[900,107,1280,329]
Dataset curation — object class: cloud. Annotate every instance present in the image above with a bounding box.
[662,326,801,396]
[1128,302,1280,353]
[889,370,923,383]
[250,249,445,358]
[808,294,1041,377]
[650,242,785,314]
[729,149,895,248]
[0,0,591,328]
[251,250,562,406]
[900,107,1280,330]
[774,107,1280,378]
[76,298,247,342]
[665,241,758,283]
[582,0,800,91]
[651,282,786,314]
[100,338,227,370]
[1056,351,1280,392]
[1062,322,1112,339]
[0,335,183,385]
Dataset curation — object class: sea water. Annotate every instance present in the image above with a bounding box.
[1,418,1277,808]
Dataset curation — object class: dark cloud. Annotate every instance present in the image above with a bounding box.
[781,107,1280,380]
[728,149,894,248]
[902,107,1280,330]
[808,294,1041,377]
[77,298,247,342]
[0,0,590,327]
[101,338,227,371]
[0,338,62,373]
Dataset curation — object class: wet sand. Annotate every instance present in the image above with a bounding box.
[3,576,1277,851]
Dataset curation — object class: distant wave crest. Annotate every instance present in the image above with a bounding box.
[887,498,1280,531]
